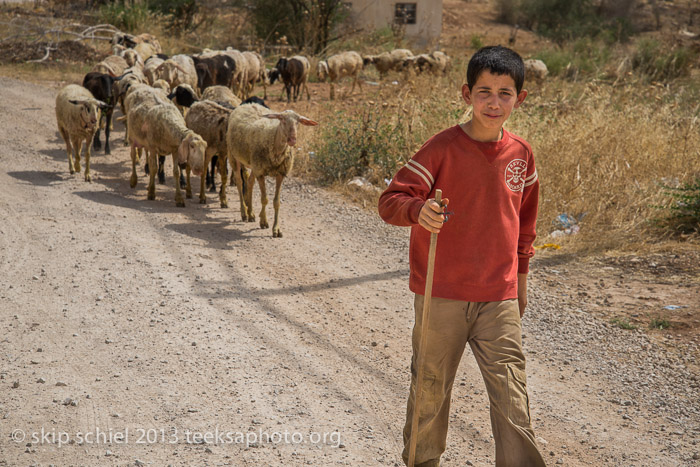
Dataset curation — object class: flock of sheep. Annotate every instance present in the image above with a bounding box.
[54,32,456,237]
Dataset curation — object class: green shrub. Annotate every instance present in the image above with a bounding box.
[470,34,484,50]
[632,39,696,81]
[497,0,634,44]
[313,108,410,185]
[98,1,151,32]
[533,39,611,78]
[658,177,700,234]
[149,0,198,35]
[610,317,637,330]
[649,318,671,330]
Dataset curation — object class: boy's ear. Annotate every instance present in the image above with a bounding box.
[514,89,528,108]
[461,83,472,105]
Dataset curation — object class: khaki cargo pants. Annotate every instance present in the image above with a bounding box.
[402,295,547,467]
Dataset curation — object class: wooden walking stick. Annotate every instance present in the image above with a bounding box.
[408,189,443,467]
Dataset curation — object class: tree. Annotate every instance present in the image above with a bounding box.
[246,0,347,53]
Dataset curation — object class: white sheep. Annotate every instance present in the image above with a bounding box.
[92,55,128,77]
[226,103,318,237]
[124,84,169,186]
[201,85,241,107]
[134,42,157,62]
[120,48,144,69]
[55,84,109,182]
[223,48,249,98]
[524,59,548,83]
[406,51,451,75]
[142,103,207,206]
[241,51,266,99]
[363,49,414,79]
[156,54,198,93]
[151,79,171,93]
[143,56,165,85]
[185,100,234,207]
[317,51,364,100]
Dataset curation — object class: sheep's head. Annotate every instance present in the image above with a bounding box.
[178,132,207,176]
[316,61,329,81]
[152,79,170,93]
[274,57,288,72]
[264,110,318,147]
[156,60,186,87]
[69,98,109,131]
[362,55,375,66]
[122,50,135,67]
[401,56,417,71]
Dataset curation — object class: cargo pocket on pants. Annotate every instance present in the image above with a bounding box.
[506,364,531,427]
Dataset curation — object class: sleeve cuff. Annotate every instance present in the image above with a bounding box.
[517,257,530,274]
[408,199,424,225]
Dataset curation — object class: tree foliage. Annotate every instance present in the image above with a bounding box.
[496,0,636,44]
[242,0,348,53]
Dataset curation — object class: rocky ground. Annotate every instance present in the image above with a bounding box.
[0,75,698,467]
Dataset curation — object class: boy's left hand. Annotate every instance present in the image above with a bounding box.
[517,273,528,317]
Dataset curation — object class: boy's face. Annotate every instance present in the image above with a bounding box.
[462,71,527,136]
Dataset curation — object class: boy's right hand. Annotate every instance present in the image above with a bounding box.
[418,197,449,233]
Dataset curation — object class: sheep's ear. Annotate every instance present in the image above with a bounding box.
[69,99,88,106]
[94,99,111,110]
[177,139,189,165]
[262,113,284,121]
[298,116,318,126]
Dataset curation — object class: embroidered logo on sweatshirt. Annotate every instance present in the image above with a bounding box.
[505,159,528,192]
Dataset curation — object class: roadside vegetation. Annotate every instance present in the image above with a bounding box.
[0,0,698,254]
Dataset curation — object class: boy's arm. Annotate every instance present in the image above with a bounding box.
[378,153,437,227]
[517,155,539,316]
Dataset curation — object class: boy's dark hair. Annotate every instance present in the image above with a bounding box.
[467,46,525,93]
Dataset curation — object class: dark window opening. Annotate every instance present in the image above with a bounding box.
[395,3,417,25]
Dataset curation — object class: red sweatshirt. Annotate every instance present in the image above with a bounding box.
[378,125,539,302]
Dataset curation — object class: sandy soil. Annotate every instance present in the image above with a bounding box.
[0,72,698,467]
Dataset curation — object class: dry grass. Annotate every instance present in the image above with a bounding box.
[300,61,700,253]
[2,2,698,255]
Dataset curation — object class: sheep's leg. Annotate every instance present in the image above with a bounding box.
[59,128,74,174]
[285,83,292,103]
[104,109,112,155]
[158,155,166,184]
[200,150,214,204]
[172,154,185,207]
[71,136,82,173]
[245,170,256,222]
[185,164,193,199]
[232,160,248,221]
[130,145,139,188]
[207,155,218,192]
[84,136,93,182]
[271,174,284,238]
[329,82,335,101]
[303,81,311,101]
[257,175,269,230]
[93,111,103,150]
[147,150,157,200]
[217,154,228,209]
[92,128,102,151]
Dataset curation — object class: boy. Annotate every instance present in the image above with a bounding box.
[378,46,546,467]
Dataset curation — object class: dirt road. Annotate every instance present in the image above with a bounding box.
[0,76,698,466]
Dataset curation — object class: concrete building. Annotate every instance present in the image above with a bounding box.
[343,0,443,47]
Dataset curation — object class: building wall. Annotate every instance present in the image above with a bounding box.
[346,0,443,47]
